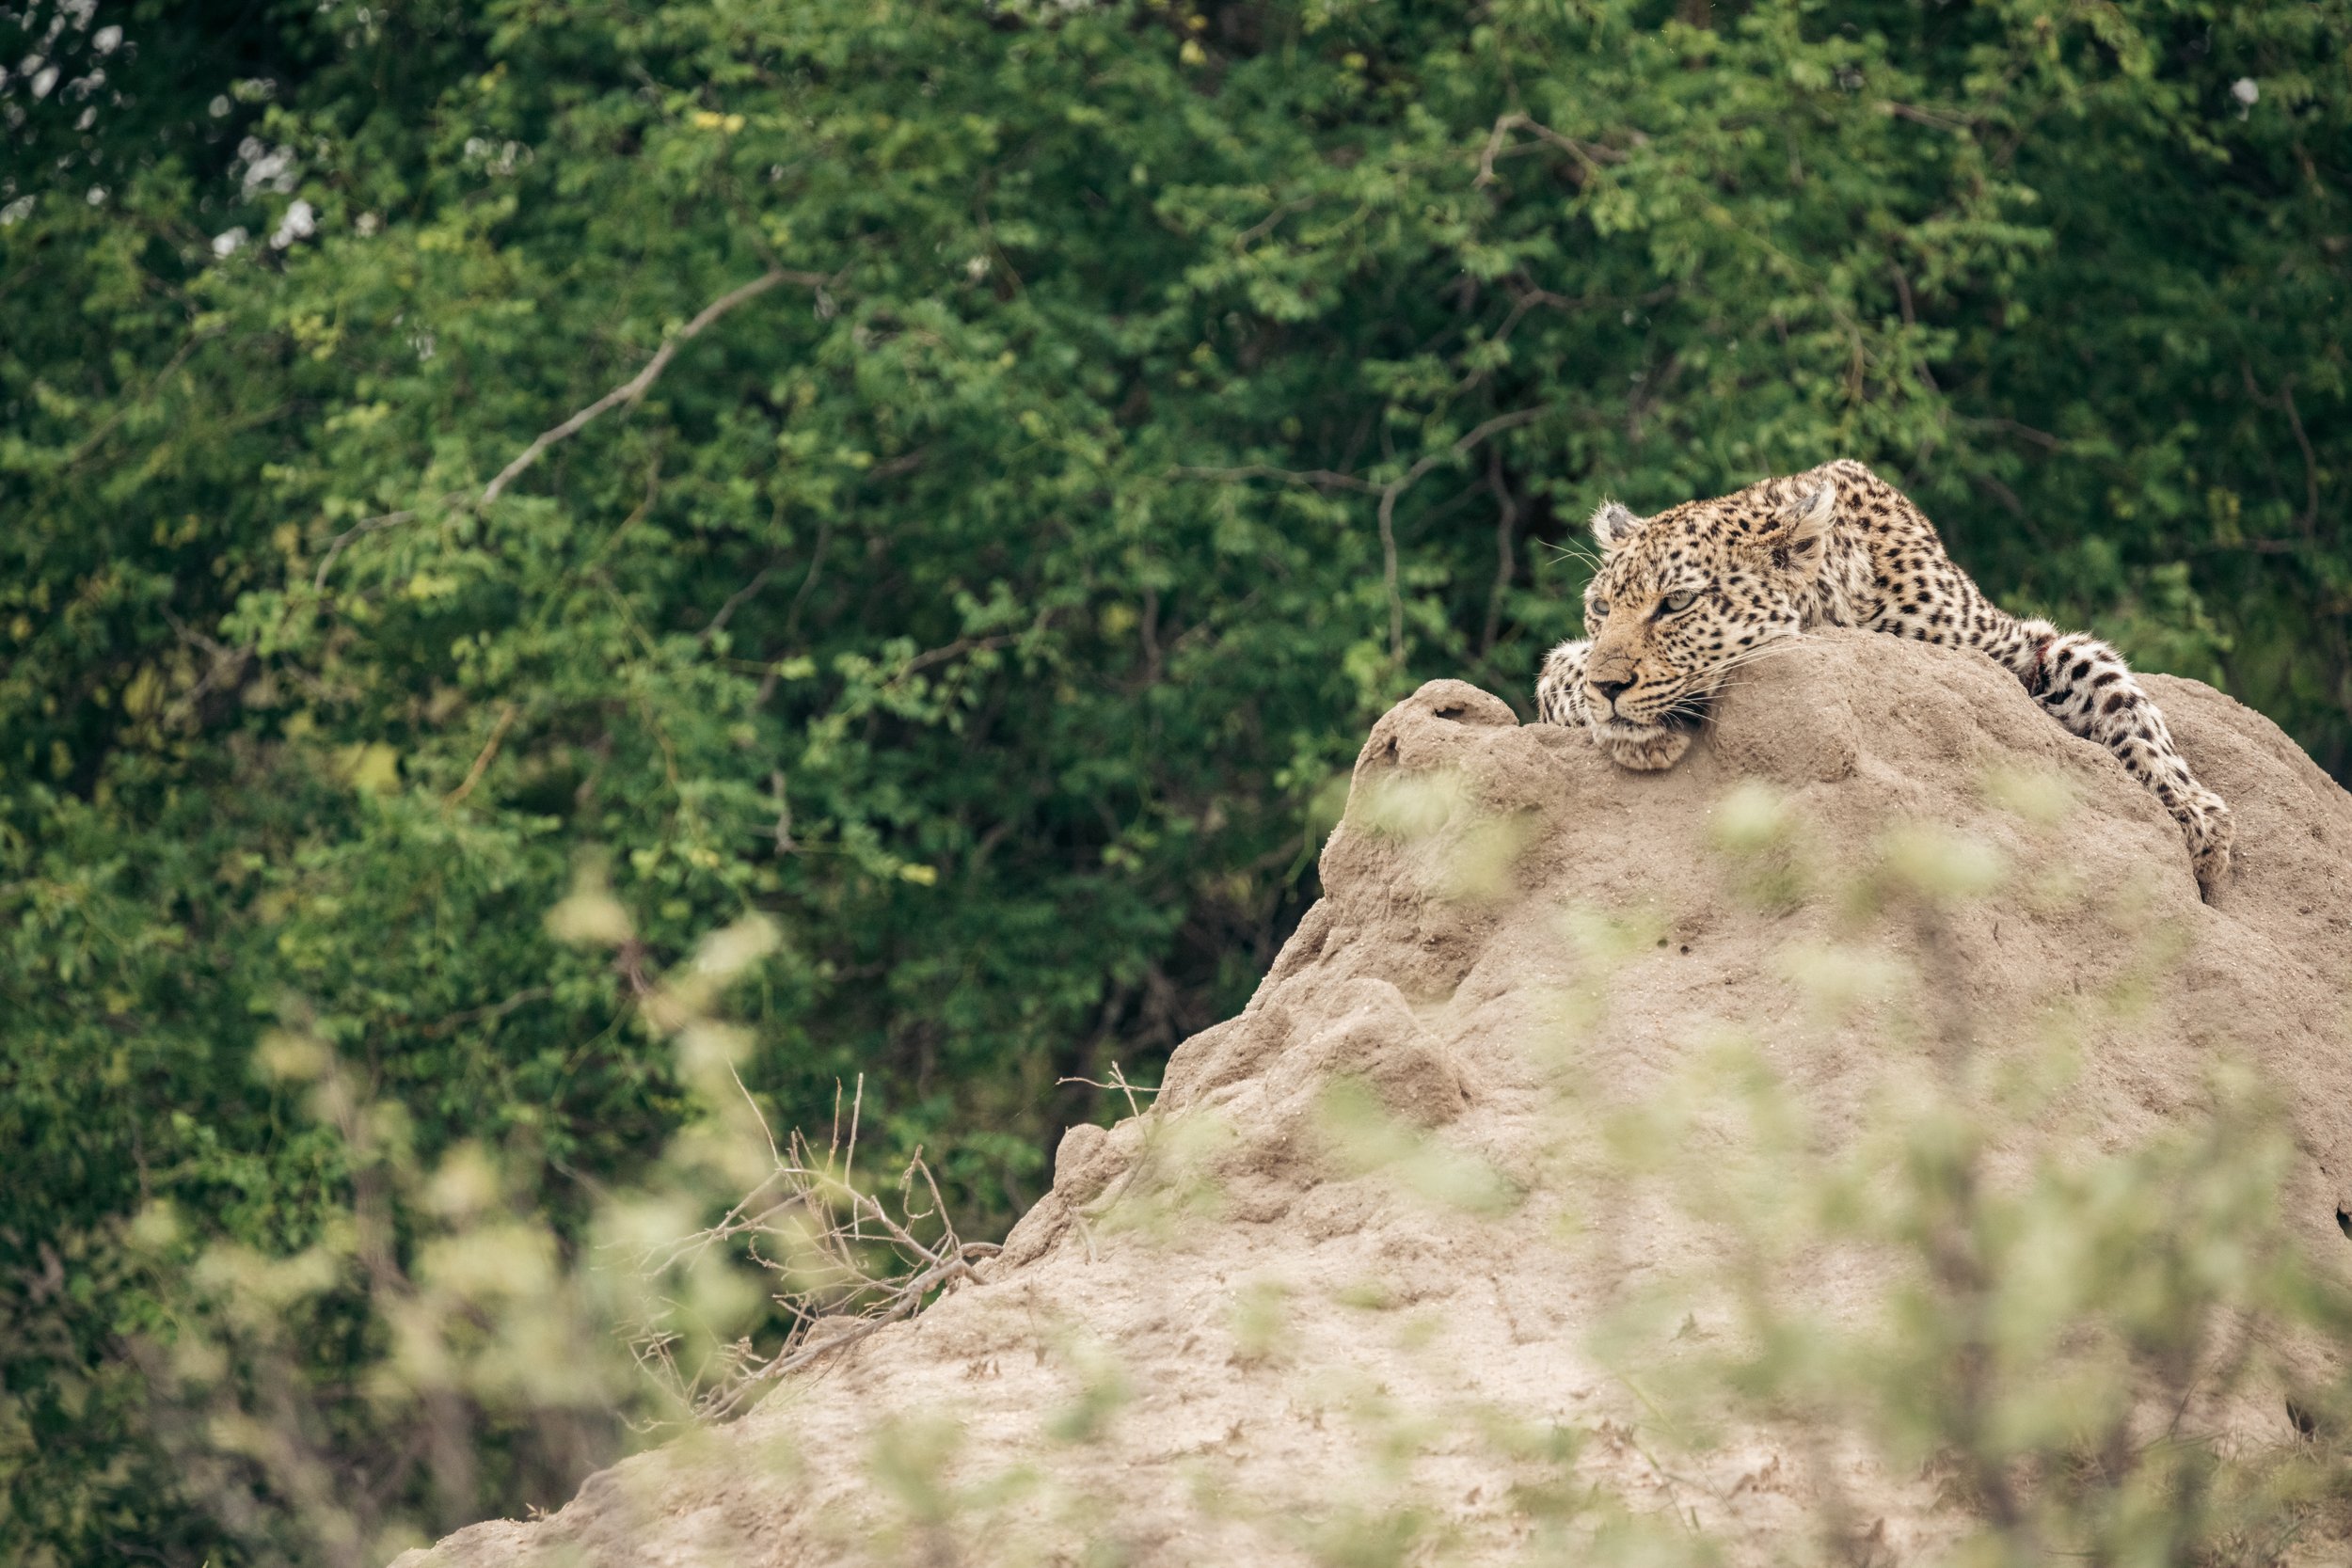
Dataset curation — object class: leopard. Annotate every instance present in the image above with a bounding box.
[1533,459,2234,895]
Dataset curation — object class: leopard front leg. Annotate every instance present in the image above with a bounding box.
[1535,638,1692,770]
[2026,627,2234,895]
[1534,638,1592,727]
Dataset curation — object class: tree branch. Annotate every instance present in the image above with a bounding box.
[1474,111,1628,190]
[1376,406,1548,663]
[443,702,520,807]
[1167,462,1378,492]
[479,268,828,506]
[1171,406,1548,665]
[311,267,833,592]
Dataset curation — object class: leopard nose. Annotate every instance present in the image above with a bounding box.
[1590,676,1633,705]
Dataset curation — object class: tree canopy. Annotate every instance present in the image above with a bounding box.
[3,0,2347,1559]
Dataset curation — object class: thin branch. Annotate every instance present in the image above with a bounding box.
[1233,198,1315,250]
[783,515,834,642]
[768,769,797,854]
[313,506,427,592]
[700,563,779,648]
[1171,408,1546,666]
[1167,462,1378,492]
[479,268,827,506]
[67,326,221,468]
[159,610,253,725]
[1376,405,1549,663]
[2239,367,2325,568]
[886,632,1021,688]
[310,269,830,593]
[1481,442,1519,656]
[442,702,520,807]
[1505,280,1677,316]
[728,1062,782,1166]
[1981,417,2064,451]
[1473,111,1628,190]
[1058,1065,1163,1120]
[1880,101,1973,134]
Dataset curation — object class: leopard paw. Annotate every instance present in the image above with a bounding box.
[1599,724,1692,772]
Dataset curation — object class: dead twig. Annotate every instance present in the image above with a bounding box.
[1057,1062,1162,1120]
[623,1071,1000,1426]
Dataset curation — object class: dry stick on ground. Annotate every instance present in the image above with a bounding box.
[312,266,832,591]
[1057,1063,1161,1120]
[628,1072,999,1425]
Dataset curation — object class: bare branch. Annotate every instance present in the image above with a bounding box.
[699,562,779,648]
[1171,407,1546,666]
[311,268,831,594]
[1058,1064,1163,1120]
[1376,405,1549,663]
[1233,198,1315,250]
[442,703,520,808]
[886,632,1021,689]
[1474,111,1629,190]
[479,268,827,506]
[621,1076,1004,1426]
[313,506,428,592]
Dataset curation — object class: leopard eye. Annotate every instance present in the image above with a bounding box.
[1588,597,1611,620]
[1661,589,1698,614]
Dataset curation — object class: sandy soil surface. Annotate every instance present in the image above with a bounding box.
[396,628,2352,1567]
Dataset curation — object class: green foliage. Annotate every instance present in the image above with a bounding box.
[4,0,2350,1560]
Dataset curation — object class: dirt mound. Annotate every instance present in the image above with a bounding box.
[398,629,2352,1567]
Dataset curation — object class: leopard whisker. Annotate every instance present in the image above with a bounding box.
[1545,539,1607,573]
[1708,641,1808,676]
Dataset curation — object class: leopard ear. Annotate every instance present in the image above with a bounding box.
[1590,499,1645,555]
[1761,478,1836,569]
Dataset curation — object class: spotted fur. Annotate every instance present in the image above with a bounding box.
[1534,460,2233,894]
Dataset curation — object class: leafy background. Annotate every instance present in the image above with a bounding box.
[3,0,2346,1560]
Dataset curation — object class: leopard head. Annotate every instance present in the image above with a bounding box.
[1578,469,1836,735]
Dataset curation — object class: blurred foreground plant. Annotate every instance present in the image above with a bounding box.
[127,866,997,1566]
[1586,784,2352,1567]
